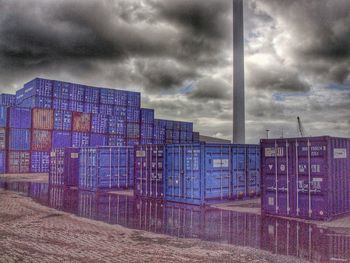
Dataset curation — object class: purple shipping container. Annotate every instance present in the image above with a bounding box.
[154,119,167,128]
[108,135,126,146]
[53,98,69,110]
[50,148,80,186]
[0,128,6,150]
[140,108,154,124]
[0,94,16,106]
[84,103,99,114]
[52,131,72,148]
[72,132,90,147]
[90,133,108,146]
[70,84,85,101]
[19,96,52,108]
[172,130,180,141]
[69,100,84,112]
[140,139,153,145]
[53,81,70,99]
[153,126,166,142]
[0,150,5,173]
[108,116,126,136]
[135,145,164,199]
[31,151,50,173]
[100,88,115,104]
[127,107,140,122]
[114,90,127,106]
[0,105,7,127]
[165,120,174,130]
[261,136,350,221]
[99,104,114,115]
[84,86,100,103]
[91,114,108,134]
[114,106,127,119]
[173,121,181,131]
[127,138,140,146]
[16,78,53,103]
[7,151,30,173]
[9,128,31,150]
[180,122,193,131]
[54,110,72,130]
[127,123,140,138]
[8,107,32,129]
[127,91,141,108]
[141,124,153,138]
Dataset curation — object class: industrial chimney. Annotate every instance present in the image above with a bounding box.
[233,0,245,144]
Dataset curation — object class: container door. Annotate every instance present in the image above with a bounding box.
[247,146,260,196]
[232,146,247,199]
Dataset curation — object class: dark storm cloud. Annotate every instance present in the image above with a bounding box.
[188,77,231,101]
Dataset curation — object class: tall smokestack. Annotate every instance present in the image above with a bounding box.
[233,0,245,144]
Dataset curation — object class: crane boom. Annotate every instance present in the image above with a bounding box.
[297,116,305,137]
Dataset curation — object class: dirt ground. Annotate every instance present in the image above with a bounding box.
[0,189,307,263]
[0,173,48,183]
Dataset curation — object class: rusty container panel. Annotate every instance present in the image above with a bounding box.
[72,112,91,132]
[7,151,31,173]
[32,129,52,151]
[32,108,54,130]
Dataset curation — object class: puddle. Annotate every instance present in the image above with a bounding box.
[1,180,350,263]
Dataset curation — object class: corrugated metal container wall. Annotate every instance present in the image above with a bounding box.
[79,146,134,190]
[141,124,153,139]
[19,96,52,108]
[31,151,50,173]
[0,105,6,127]
[153,126,166,142]
[108,116,126,136]
[127,123,140,138]
[72,112,91,132]
[90,133,108,146]
[0,150,5,173]
[84,86,100,103]
[72,132,90,147]
[9,129,31,150]
[140,139,153,145]
[53,99,69,110]
[0,128,6,150]
[108,135,126,146]
[99,104,114,115]
[127,139,139,146]
[172,130,180,143]
[16,78,53,102]
[91,114,108,134]
[180,122,193,132]
[0,94,16,106]
[114,90,127,106]
[53,110,72,130]
[100,88,115,104]
[32,108,54,130]
[8,107,32,129]
[53,81,70,99]
[126,107,140,122]
[114,106,127,119]
[70,84,85,101]
[52,131,72,148]
[84,103,99,114]
[247,146,260,196]
[261,136,350,221]
[69,100,84,112]
[49,148,80,186]
[7,151,30,173]
[140,108,154,124]
[173,121,181,131]
[135,145,164,199]
[127,91,141,108]
[32,130,52,151]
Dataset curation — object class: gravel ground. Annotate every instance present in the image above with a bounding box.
[0,189,307,263]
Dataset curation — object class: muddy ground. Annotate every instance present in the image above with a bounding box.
[0,189,307,263]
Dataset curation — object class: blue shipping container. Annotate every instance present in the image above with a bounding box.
[72,132,90,147]
[53,81,70,99]
[19,96,52,108]
[0,150,5,173]
[84,86,100,103]
[54,110,72,130]
[52,131,72,148]
[141,124,153,138]
[127,123,140,138]
[108,135,126,146]
[127,107,140,122]
[70,84,85,101]
[114,106,127,119]
[153,126,166,141]
[31,151,50,173]
[100,88,115,104]
[90,133,108,146]
[53,98,69,110]
[69,100,84,112]
[8,107,32,129]
[127,138,139,146]
[114,90,127,106]
[84,103,99,114]
[154,119,167,128]
[140,108,154,124]
[16,78,53,103]
[9,129,31,150]
[91,114,108,134]
[0,106,7,127]
[99,104,114,115]
[127,91,141,108]
[0,94,16,106]
[108,116,126,136]
[79,146,134,190]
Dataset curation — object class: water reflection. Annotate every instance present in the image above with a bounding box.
[1,181,350,263]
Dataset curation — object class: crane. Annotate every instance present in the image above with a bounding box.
[297,116,306,137]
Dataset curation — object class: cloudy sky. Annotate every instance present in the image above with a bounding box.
[0,0,349,143]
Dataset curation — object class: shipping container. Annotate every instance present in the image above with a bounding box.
[99,104,114,115]
[70,84,85,101]
[32,129,52,151]
[31,151,50,173]
[134,199,165,233]
[53,110,72,130]
[52,131,72,148]
[0,128,5,150]
[84,86,100,103]
[141,124,153,139]
[114,106,127,119]
[0,150,5,173]
[9,128,31,150]
[90,133,108,146]
[0,94,16,106]
[100,88,115,104]
[127,123,140,138]
[153,126,166,142]
[173,121,181,131]
[127,91,141,108]
[108,116,126,136]
[108,135,126,146]
[7,151,30,173]
[91,114,108,134]
[69,100,84,112]
[8,107,32,129]
[114,90,127,106]
[193,132,200,143]
[165,120,174,130]
[172,130,180,142]
[72,132,90,147]
[140,108,154,124]
[180,122,193,132]
[79,146,134,190]
[19,96,52,108]
[53,81,70,99]
[72,112,91,132]
[84,103,99,114]
[49,148,80,186]
[32,108,54,130]
[0,105,6,127]
[140,139,153,145]
[135,145,165,199]
[53,98,69,110]
[261,136,350,221]
[154,119,167,128]
[128,139,139,146]
[16,78,53,103]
